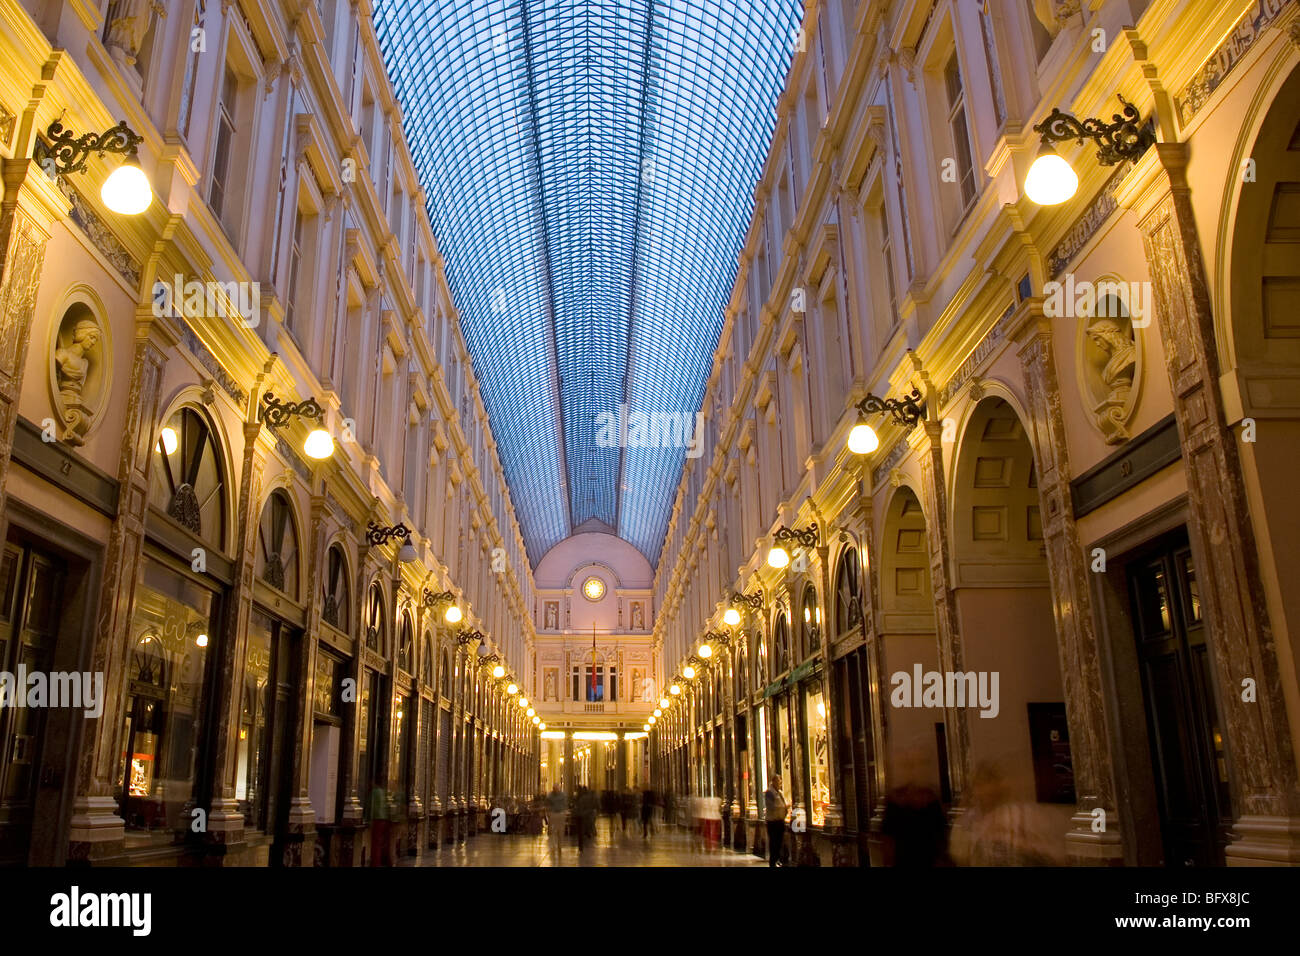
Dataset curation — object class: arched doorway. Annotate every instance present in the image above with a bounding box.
[950,397,1070,839]
[1227,62,1300,757]
[829,545,874,863]
[243,489,306,865]
[310,543,351,861]
[117,405,227,854]
[359,580,391,863]
[879,486,946,803]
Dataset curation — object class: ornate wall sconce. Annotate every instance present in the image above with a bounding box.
[45,118,152,214]
[367,521,418,562]
[260,392,334,459]
[767,523,819,568]
[423,588,463,623]
[1024,94,1156,205]
[847,388,925,455]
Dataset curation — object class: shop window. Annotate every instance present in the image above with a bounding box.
[309,648,343,824]
[805,689,830,827]
[237,610,294,833]
[117,557,217,848]
[321,545,350,632]
[391,690,413,805]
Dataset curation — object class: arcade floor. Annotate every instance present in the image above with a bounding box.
[403,823,769,867]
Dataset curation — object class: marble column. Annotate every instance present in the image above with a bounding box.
[1013,298,1124,865]
[66,295,177,864]
[0,159,60,536]
[915,418,972,813]
[1120,143,1300,863]
[202,395,277,864]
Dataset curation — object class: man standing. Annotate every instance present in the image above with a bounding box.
[575,786,599,853]
[764,776,788,867]
[546,785,569,861]
[640,787,655,838]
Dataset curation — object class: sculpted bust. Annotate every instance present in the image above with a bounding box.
[1087,318,1137,443]
[55,319,100,402]
[51,310,109,446]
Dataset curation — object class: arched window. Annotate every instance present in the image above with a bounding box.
[255,490,299,599]
[835,547,862,635]
[150,406,226,549]
[322,545,350,631]
[421,631,435,686]
[773,612,790,676]
[753,629,767,690]
[441,650,451,699]
[364,582,386,653]
[801,583,821,654]
[397,613,413,674]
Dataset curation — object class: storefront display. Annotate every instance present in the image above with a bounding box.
[117,556,216,848]
[805,689,830,827]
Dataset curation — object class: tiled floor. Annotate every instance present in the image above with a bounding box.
[404,820,769,867]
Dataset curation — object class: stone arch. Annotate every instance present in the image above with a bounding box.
[949,396,1069,826]
[1222,60,1300,700]
[878,484,944,797]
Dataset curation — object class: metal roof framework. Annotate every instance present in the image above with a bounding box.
[375,0,802,566]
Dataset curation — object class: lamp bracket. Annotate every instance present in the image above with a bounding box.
[45,119,143,175]
[260,392,323,430]
[366,521,411,547]
[855,388,925,427]
[1033,94,1155,166]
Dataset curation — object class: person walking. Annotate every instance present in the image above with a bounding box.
[575,785,599,853]
[546,784,569,860]
[764,776,788,868]
[621,787,637,834]
[640,787,655,838]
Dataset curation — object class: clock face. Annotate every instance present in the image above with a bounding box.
[582,576,606,602]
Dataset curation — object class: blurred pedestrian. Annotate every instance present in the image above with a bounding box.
[764,776,788,867]
[881,748,950,867]
[546,784,568,859]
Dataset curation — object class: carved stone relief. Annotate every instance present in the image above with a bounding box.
[1076,297,1141,444]
[49,301,110,445]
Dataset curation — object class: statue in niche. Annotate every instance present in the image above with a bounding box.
[104,0,159,65]
[1032,0,1081,37]
[56,319,100,401]
[631,602,644,631]
[1086,317,1137,444]
[544,602,558,631]
[544,668,557,701]
[51,311,108,447]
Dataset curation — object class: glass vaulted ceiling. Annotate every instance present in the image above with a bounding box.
[374,0,803,566]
